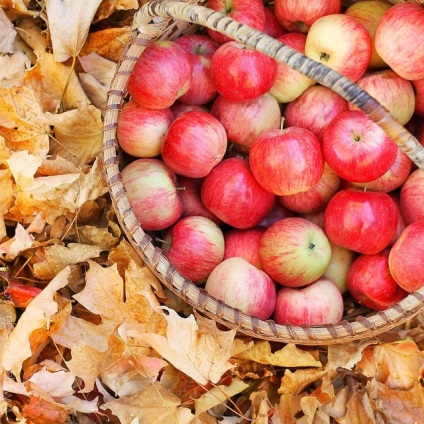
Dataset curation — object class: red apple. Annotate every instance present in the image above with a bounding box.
[324,188,398,255]
[264,6,286,38]
[347,252,407,311]
[121,159,183,231]
[323,110,398,183]
[388,221,424,293]
[344,0,392,70]
[305,14,372,82]
[201,158,275,229]
[352,147,412,193]
[268,32,315,104]
[302,210,325,229]
[223,226,265,269]
[279,162,340,214]
[210,41,277,103]
[210,93,281,152]
[387,193,407,248]
[348,69,415,125]
[323,242,356,294]
[205,0,266,45]
[375,3,424,81]
[274,0,341,33]
[412,78,424,118]
[259,217,332,287]
[259,201,295,228]
[205,257,276,320]
[249,127,324,196]
[174,34,219,105]
[161,216,225,284]
[399,169,424,225]
[178,176,222,225]
[273,278,344,326]
[283,85,348,142]
[127,40,192,109]
[161,110,227,178]
[116,100,174,158]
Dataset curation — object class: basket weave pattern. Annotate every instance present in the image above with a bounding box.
[103,0,424,345]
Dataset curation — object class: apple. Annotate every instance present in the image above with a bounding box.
[412,78,424,118]
[205,0,266,45]
[161,110,227,178]
[375,3,424,81]
[258,217,332,287]
[210,41,277,103]
[302,210,325,229]
[177,176,222,225]
[210,93,281,152]
[347,252,408,311]
[274,0,341,33]
[121,159,183,231]
[387,193,407,248]
[305,13,372,82]
[399,169,424,225]
[161,216,225,284]
[323,110,398,183]
[205,257,276,320]
[323,242,356,294]
[269,32,315,104]
[388,221,424,293]
[344,0,392,70]
[174,34,219,105]
[273,278,344,326]
[170,102,208,118]
[352,147,412,193]
[127,40,192,109]
[201,158,275,229]
[264,6,286,38]
[116,100,174,158]
[348,69,415,126]
[283,85,348,142]
[249,127,324,196]
[223,226,265,269]
[279,162,340,214]
[324,188,398,255]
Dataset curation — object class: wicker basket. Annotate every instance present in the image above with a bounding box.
[102,0,424,345]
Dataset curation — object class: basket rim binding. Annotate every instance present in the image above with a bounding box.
[102,0,424,345]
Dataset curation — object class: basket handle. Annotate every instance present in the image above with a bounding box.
[133,0,424,169]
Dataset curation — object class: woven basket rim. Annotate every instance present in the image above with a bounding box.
[102,0,424,345]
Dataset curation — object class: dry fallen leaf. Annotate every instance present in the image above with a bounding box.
[0,7,16,53]
[45,0,103,62]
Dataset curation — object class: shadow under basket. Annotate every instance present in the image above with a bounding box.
[102,0,424,345]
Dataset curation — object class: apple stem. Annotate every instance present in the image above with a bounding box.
[156,237,171,245]
[280,117,285,131]
[176,186,186,191]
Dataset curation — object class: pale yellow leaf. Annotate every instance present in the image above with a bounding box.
[103,382,183,424]
[50,315,110,352]
[94,0,138,22]
[33,243,102,280]
[0,51,31,89]
[77,225,120,251]
[0,168,13,238]
[139,308,236,385]
[0,222,36,260]
[279,368,329,396]
[78,52,116,86]
[0,85,51,156]
[28,361,76,399]
[47,103,103,166]
[38,155,81,176]
[234,341,321,368]
[194,378,249,416]
[61,156,107,210]
[327,339,378,371]
[0,7,16,54]
[1,266,72,379]
[46,0,103,62]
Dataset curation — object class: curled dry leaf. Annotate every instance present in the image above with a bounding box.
[45,0,103,62]
[0,51,31,89]
[94,0,139,22]
[278,368,329,396]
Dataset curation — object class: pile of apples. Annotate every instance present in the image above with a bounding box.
[117,0,424,326]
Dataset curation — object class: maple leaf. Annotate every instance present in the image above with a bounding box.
[139,309,236,386]
[356,339,424,390]
[20,394,71,424]
[278,368,329,396]
[0,168,13,239]
[0,85,51,156]
[0,0,29,12]
[103,382,193,424]
[0,7,16,54]
[94,0,139,22]
[1,266,74,380]
[45,0,103,62]
[33,243,102,280]
[234,341,321,368]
